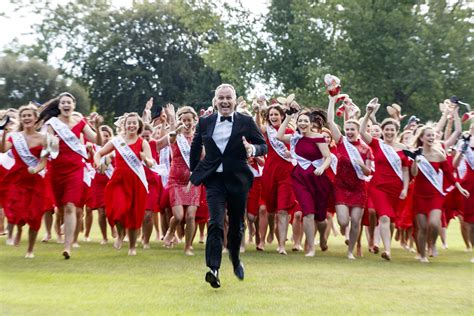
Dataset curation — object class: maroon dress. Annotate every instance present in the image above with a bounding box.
[291,136,333,220]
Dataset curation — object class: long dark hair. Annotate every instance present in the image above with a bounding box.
[37,92,76,123]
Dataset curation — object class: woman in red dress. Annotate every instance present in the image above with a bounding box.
[327,96,372,259]
[94,112,154,256]
[256,104,298,254]
[140,123,162,249]
[0,104,47,258]
[411,126,469,262]
[162,106,201,255]
[84,125,114,244]
[360,100,410,260]
[38,92,103,259]
[320,128,339,243]
[453,123,474,262]
[277,107,333,257]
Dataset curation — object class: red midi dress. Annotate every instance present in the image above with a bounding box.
[368,138,409,219]
[3,139,45,231]
[261,128,297,213]
[50,119,87,208]
[412,160,456,216]
[333,138,372,209]
[105,137,147,229]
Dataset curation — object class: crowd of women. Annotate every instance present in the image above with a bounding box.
[0,86,473,263]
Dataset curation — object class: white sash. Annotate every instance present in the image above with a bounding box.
[176,134,191,169]
[267,126,293,163]
[159,146,171,186]
[11,132,40,169]
[343,137,366,180]
[46,117,88,159]
[464,146,474,170]
[111,136,148,192]
[417,156,445,196]
[290,133,331,171]
[379,141,403,181]
[457,158,467,179]
[83,162,96,187]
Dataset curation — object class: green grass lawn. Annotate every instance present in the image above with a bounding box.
[1,217,473,315]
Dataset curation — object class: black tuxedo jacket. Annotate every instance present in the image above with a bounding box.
[190,112,267,192]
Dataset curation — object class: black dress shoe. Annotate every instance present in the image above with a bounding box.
[233,262,244,281]
[205,269,220,288]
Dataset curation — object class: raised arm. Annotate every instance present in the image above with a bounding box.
[444,108,461,148]
[83,115,103,146]
[360,101,375,145]
[327,95,342,143]
[276,114,293,144]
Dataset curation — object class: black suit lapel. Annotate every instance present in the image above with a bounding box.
[206,114,221,153]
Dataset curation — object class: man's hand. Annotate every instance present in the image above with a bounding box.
[242,136,254,158]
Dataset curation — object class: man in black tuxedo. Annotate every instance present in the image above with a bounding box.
[190,84,267,288]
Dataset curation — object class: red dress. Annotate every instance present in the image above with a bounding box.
[144,140,161,212]
[412,160,455,216]
[3,139,45,231]
[42,161,56,212]
[291,136,333,220]
[368,138,409,219]
[261,128,297,213]
[334,138,372,208]
[105,137,147,229]
[195,186,209,223]
[460,150,474,223]
[168,135,200,207]
[246,159,263,217]
[50,119,87,207]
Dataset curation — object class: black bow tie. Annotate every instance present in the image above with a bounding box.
[220,116,232,122]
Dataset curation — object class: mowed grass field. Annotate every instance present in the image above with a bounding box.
[1,216,473,315]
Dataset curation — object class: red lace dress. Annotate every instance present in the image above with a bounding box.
[334,138,372,209]
[105,137,147,229]
[291,136,333,220]
[168,135,200,207]
[3,138,45,231]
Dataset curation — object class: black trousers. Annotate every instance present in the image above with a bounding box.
[204,173,247,270]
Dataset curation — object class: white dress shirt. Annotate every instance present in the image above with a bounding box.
[213,112,234,172]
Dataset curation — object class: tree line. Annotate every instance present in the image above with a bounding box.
[1,0,472,122]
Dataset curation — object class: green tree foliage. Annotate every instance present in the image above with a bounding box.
[17,0,223,116]
[258,0,473,121]
[0,55,90,112]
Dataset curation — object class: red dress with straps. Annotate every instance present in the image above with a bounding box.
[3,138,45,231]
[50,118,86,207]
[368,138,409,219]
[105,137,147,229]
[261,128,297,213]
[144,139,161,212]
